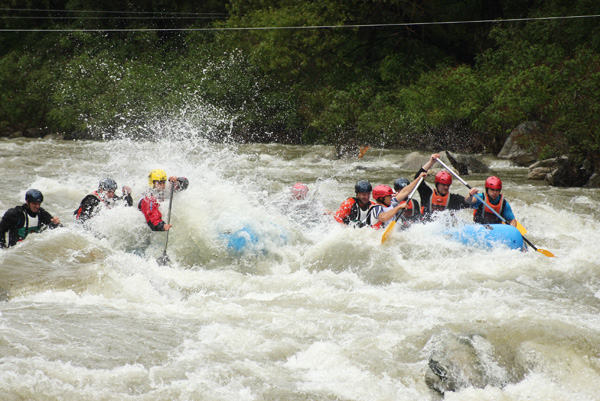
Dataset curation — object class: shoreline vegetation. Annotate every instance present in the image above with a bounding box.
[1,1,599,180]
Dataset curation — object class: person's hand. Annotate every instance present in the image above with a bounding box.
[122,186,131,195]
[51,216,60,225]
[168,176,177,182]
[419,171,428,180]
[469,187,479,197]
[163,224,172,231]
[431,153,440,163]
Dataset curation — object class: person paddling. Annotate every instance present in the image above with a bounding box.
[74,178,133,224]
[466,176,517,227]
[392,177,422,226]
[0,189,61,248]
[414,153,478,220]
[361,174,427,229]
[138,169,188,231]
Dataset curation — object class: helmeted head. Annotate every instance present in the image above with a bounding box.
[291,182,309,200]
[393,178,410,192]
[373,185,393,203]
[434,171,453,186]
[485,176,502,191]
[25,189,43,203]
[99,178,118,192]
[355,180,372,194]
[148,169,167,188]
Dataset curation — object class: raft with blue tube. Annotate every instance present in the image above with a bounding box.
[445,223,524,251]
[219,224,287,254]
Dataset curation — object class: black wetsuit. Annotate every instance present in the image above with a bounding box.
[414,168,470,219]
[0,204,59,248]
[74,192,134,223]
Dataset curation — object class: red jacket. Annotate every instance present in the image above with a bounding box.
[138,193,166,231]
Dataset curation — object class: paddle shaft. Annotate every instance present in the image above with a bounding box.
[162,182,175,257]
[435,157,554,256]
[393,176,423,223]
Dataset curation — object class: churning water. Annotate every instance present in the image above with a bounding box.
[1,123,600,400]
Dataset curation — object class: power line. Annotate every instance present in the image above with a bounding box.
[0,14,598,32]
[0,8,227,16]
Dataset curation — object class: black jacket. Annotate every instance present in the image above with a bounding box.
[74,192,133,223]
[414,168,470,218]
[0,204,58,248]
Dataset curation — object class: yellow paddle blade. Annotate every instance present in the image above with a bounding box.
[537,248,555,257]
[515,220,527,235]
[381,220,397,244]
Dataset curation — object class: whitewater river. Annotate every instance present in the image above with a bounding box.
[1,133,599,400]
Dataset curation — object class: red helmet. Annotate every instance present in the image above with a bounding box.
[434,171,453,186]
[372,184,393,200]
[485,176,502,190]
[291,182,309,199]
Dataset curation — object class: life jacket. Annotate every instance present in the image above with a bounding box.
[429,191,449,212]
[473,194,505,224]
[17,210,40,240]
[342,197,373,225]
[402,199,416,218]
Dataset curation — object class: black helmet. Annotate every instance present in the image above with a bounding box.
[355,180,372,194]
[99,178,118,192]
[393,178,410,191]
[25,189,43,203]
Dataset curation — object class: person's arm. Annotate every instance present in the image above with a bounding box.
[0,209,15,248]
[334,199,353,224]
[39,207,60,228]
[377,203,406,223]
[464,187,480,205]
[121,186,133,206]
[74,195,98,222]
[502,200,517,227]
[169,177,189,192]
[395,172,427,202]
[422,153,440,173]
[140,197,167,231]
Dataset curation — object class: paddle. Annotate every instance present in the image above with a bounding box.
[435,157,555,257]
[157,182,175,266]
[381,177,423,244]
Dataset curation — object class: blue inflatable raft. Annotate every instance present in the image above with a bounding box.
[219,224,287,254]
[446,224,524,251]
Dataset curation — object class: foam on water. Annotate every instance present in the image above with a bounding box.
[1,119,600,400]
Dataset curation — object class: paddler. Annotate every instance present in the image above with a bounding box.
[74,178,133,223]
[392,177,423,225]
[360,174,427,229]
[138,169,188,231]
[466,176,517,227]
[0,189,61,248]
[414,153,478,220]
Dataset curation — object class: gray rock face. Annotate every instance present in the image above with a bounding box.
[497,122,540,166]
[528,156,594,187]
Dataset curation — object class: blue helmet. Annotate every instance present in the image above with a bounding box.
[25,189,43,203]
[99,178,118,192]
[355,180,372,194]
[393,178,410,191]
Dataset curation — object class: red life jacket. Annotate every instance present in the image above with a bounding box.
[429,191,449,212]
[473,194,505,224]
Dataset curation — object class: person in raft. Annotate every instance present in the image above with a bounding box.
[414,153,478,220]
[138,169,189,231]
[0,189,61,248]
[74,178,133,223]
[334,180,377,227]
[360,173,427,229]
[391,177,423,226]
[465,176,517,227]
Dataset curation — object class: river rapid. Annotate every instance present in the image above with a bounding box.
[1,131,600,400]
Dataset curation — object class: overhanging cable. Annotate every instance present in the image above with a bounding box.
[0,14,598,32]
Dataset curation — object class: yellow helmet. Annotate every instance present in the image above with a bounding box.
[148,169,167,187]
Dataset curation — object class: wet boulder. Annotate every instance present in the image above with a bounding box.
[497,122,539,166]
[445,151,490,174]
[528,156,594,187]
